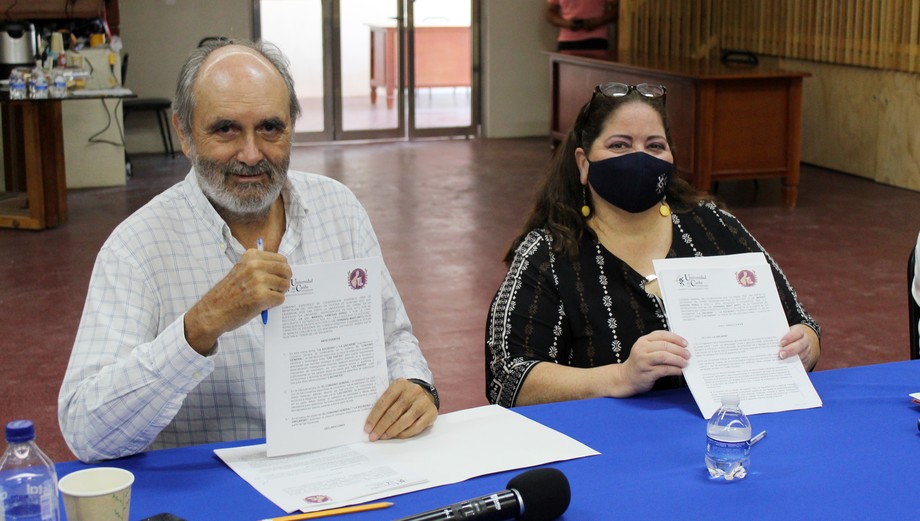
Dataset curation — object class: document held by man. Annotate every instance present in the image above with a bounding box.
[215,405,599,514]
[653,252,822,419]
[264,257,389,457]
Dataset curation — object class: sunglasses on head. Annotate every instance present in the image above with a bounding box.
[577,83,668,147]
[594,82,667,99]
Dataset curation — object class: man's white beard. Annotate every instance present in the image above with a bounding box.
[194,153,289,219]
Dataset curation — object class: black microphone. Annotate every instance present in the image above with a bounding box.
[394,467,570,521]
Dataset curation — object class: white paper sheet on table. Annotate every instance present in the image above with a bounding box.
[653,252,822,419]
[215,405,600,513]
[264,257,389,457]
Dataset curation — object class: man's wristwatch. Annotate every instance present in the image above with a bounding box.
[408,378,440,410]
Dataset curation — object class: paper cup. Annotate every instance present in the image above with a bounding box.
[50,32,64,54]
[58,467,134,521]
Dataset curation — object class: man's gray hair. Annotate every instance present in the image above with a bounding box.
[172,38,301,139]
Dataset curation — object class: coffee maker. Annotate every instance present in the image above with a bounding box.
[0,21,37,79]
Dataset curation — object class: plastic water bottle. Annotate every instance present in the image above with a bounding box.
[705,395,751,481]
[29,63,48,100]
[49,69,67,99]
[8,68,27,100]
[0,420,60,521]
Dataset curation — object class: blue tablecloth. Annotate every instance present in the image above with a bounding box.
[57,360,920,520]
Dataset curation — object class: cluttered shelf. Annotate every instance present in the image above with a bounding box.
[0,16,131,230]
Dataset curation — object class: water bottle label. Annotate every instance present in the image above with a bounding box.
[40,484,54,519]
[0,476,57,520]
[706,436,748,450]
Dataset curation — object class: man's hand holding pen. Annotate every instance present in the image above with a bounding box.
[184,247,291,355]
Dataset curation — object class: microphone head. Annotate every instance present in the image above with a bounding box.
[507,468,571,521]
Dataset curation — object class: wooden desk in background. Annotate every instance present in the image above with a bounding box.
[1,97,67,230]
[369,25,471,110]
[548,51,810,209]
[0,90,133,230]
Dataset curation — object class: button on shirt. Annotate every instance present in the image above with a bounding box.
[59,170,433,462]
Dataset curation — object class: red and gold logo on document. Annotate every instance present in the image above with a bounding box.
[735,269,757,287]
[348,268,368,290]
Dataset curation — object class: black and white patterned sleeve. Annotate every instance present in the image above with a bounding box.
[485,230,568,407]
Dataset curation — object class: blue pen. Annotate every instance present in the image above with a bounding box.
[257,238,268,325]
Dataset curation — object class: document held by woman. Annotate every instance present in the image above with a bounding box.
[653,253,822,419]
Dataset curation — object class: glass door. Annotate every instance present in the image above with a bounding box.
[256,0,476,142]
[257,0,333,142]
[408,0,476,138]
[335,0,405,140]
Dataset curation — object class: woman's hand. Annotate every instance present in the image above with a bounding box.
[778,324,820,370]
[615,330,691,396]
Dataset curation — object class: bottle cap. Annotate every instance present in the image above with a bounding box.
[6,420,35,443]
[720,394,741,406]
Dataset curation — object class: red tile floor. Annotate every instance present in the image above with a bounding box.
[2,137,919,463]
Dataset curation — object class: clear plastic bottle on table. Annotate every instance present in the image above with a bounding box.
[0,420,60,521]
[705,394,751,481]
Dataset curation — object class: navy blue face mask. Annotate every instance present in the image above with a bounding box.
[586,152,673,213]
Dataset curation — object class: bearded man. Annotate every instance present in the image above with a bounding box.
[59,39,438,463]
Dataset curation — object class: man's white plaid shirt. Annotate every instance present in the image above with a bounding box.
[59,170,433,462]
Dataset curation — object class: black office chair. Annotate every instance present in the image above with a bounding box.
[909,248,919,360]
[121,53,176,158]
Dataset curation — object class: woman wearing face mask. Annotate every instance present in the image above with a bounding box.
[485,83,820,408]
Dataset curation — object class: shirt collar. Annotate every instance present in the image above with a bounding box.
[182,169,229,237]
[181,168,307,256]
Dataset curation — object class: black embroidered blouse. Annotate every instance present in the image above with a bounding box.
[485,202,820,407]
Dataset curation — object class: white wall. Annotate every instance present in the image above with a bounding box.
[63,50,127,188]
[118,0,553,151]
[119,0,252,154]
[480,0,558,138]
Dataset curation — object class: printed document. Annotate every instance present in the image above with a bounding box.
[215,405,599,513]
[264,257,389,457]
[653,252,822,419]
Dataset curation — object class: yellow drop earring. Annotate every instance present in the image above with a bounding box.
[581,186,591,217]
[659,197,671,217]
